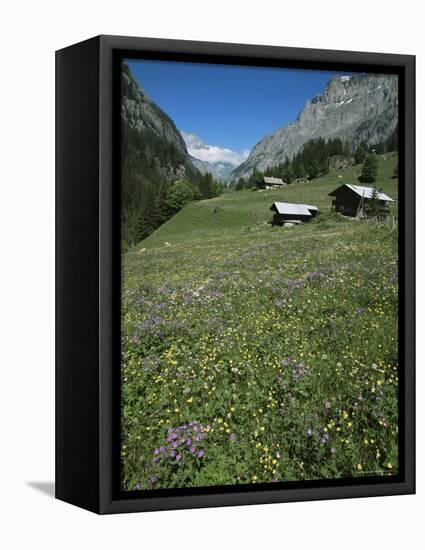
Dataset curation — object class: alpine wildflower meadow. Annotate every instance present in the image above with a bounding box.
[120,156,399,491]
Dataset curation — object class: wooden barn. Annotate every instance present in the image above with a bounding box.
[258,176,286,189]
[328,184,394,218]
[270,201,318,226]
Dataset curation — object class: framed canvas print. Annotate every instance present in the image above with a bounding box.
[56,35,415,514]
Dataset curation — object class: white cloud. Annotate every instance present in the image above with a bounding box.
[181,131,249,167]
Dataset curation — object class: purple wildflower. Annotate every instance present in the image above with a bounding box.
[320,433,329,445]
[293,361,308,380]
[151,420,209,467]
[229,433,237,442]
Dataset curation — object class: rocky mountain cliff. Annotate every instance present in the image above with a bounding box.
[231,73,398,179]
[188,155,236,181]
[121,63,202,246]
[121,63,188,158]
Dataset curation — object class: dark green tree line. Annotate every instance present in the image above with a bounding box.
[121,121,222,248]
[358,154,378,183]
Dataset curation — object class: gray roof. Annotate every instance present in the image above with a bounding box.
[263,176,285,185]
[271,201,318,216]
[330,184,394,202]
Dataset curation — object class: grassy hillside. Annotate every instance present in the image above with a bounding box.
[120,153,399,491]
[140,152,398,249]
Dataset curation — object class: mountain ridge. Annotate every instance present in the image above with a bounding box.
[121,63,189,158]
[121,63,203,246]
[188,155,236,181]
[231,73,398,180]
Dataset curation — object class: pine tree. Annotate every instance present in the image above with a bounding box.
[157,183,169,224]
[365,186,381,219]
[282,160,295,184]
[294,161,306,179]
[359,154,378,183]
[199,172,215,199]
[251,168,264,189]
[136,185,159,241]
[355,143,369,165]
[308,160,320,180]
[235,177,245,191]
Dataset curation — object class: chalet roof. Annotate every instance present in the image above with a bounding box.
[270,201,318,216]
[263,176,285,185]
[329,184,394,202]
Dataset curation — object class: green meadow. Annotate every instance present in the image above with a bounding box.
[121,153,399,490]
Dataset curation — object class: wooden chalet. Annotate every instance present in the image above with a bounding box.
[270,201,318,226]
[328,184,394,218]
[258,176,286,189]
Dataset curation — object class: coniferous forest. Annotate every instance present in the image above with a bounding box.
[121,120,223,248]
[232,134,398,190]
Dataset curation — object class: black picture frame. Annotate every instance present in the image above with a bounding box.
[56,34,415,514]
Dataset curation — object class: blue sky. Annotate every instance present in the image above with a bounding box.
[127,58,355,162]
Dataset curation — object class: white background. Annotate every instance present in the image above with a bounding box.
[0,1,422,548]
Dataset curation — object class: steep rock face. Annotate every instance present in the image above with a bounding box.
[121,63,188,156]
[120,63,202,246]
[231,73,398,179]
[189,156,235,181]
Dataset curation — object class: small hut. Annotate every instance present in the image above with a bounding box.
[270,201,318,226]
[258,176,286,190]
[328,184,394,218]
